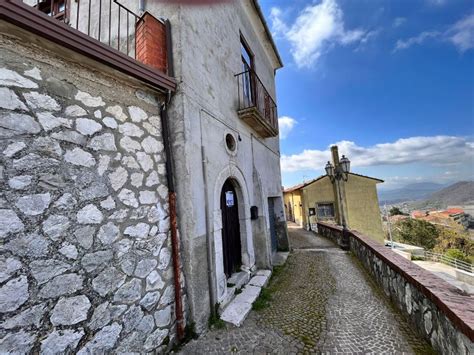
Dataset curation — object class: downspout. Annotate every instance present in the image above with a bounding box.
[161,99,184,340]
[139,0,145,13]
[160,19,184,340]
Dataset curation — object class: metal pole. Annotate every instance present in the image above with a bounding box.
[385,204,394,249]
[335,172,349,250]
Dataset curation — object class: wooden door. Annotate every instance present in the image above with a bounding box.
[220,180,242,278]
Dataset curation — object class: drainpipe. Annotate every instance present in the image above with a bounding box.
[161,95,184,340]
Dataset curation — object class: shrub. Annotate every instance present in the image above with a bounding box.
[445,248,471,264]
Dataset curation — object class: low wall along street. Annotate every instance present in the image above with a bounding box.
[0,28,184,353]
[318,222,473,354]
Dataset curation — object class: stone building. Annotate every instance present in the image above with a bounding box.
[283,147,384,244]
[0,0,288,352]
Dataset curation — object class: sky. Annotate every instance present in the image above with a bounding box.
[258,0,474,190]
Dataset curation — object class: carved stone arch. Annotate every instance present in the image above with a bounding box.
[212,163,255,302]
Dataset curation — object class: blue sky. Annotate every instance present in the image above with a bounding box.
[258,0,474,189]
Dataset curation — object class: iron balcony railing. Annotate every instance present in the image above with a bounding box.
[235,69,278,134]
[423,250,473,273]
[23,0,140,59]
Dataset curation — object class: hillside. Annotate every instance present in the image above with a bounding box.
[414,181,474,209]
[378,182,446,204]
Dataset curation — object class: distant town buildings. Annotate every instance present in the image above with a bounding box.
[409,208,469,229]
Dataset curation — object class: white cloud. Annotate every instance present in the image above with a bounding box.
[393,17,406,28]
[278,116,297,139]
[269,7,288,38]
[446,14,474,52]
[426,0,446,6]
[270,0,373,68]
[281,136,474,172]
[394,13,474,52]
[394,31,440,51]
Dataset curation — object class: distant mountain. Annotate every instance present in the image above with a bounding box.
[414,181,474,209]
[378,182,447,204]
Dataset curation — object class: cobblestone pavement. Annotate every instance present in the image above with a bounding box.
[179,224,432,354]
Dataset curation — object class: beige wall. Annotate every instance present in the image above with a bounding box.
[298,175,384,244]
[343,175,384,243]
[301,178,338,229]
[283,191,304,226]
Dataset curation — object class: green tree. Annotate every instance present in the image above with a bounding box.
[444,249,471,264]
[393,218,439,250]
[434,226,474,257]
[389,207,405,216]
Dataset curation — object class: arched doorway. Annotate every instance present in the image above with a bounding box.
[220,179,242,278]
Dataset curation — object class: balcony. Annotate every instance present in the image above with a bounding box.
[1,0,176,91]
[235,69,278,138]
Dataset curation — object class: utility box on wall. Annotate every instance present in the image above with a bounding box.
[250,206,258,220]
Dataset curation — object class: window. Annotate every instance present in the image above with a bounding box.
[36,0,67,21]
[240,35,254,106]
[317,203,335,218]
[241,37,253,72]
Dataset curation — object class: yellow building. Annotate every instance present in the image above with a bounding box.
[283,183,305,226]
[284,172,385,244]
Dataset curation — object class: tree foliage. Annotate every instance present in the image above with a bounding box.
[393,219,439,250]
[389,207,406,216]
[394,218,474,261]
[434,226,473,256]
[444,249,471,264]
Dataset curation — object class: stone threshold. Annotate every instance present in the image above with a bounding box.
[219,269,272,327]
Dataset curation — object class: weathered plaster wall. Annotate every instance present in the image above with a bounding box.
[344,175,384,243]
[318,223,474,355]
[0,30,182,354]
[135,0,288,331]
[302,177,338,229]
[301,175,384,243]
[283,191,304,225]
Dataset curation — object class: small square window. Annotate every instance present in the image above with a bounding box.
[317,203,335,218]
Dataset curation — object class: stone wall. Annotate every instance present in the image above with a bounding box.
[0,30,182,354]
[317,222,474,354]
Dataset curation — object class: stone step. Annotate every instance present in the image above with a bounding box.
[227,271,249,289]
[272,252,289,266]
[220,271,250,309]
[220,269,271,327]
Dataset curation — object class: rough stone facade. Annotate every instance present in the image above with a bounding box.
[318,222,474,355]
[0,31,182,354]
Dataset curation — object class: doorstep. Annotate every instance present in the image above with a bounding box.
[272,251,289,266]
[220,269,271,327]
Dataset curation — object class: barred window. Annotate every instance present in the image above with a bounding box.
[317,203,335,218]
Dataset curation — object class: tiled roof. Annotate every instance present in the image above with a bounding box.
[283,175,325,192]
[442,208,464,215]
[283,172,383,192]
[411,211,427,218]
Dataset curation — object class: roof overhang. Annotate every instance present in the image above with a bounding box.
[251,0,284,69]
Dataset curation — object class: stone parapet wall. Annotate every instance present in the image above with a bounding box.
[318,222,474,354]
[0,31,182,354]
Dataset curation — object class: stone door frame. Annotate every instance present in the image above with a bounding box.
[212,164,255,302]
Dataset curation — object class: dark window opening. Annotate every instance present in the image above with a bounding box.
[240,35,254,106]
[36,0,68,21]
[317,203,335,218]
[225,133,236,152]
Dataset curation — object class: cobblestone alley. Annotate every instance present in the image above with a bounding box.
[179,223,432,354]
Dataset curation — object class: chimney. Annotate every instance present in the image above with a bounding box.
[331,145,340,166]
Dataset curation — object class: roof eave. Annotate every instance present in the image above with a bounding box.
[251,0,284,69]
